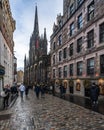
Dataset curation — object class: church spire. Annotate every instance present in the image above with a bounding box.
[33,5,39,37]
[44,28,47,40]
[44,28,47,54]
[24,54,26,67]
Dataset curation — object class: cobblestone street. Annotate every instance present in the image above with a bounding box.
[0,90,104,130]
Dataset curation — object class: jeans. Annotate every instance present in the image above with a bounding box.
[20,91,24,98]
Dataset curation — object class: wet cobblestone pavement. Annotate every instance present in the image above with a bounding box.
[0,90,104,130]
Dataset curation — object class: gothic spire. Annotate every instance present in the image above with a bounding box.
[44,28,47,54]
[24,54,26,67]
[44,28,47,40]
[33,5,39,37]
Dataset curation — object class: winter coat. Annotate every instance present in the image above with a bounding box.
[90,84,99,101]
[34,85,40,93]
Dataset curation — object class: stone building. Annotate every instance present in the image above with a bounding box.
[50,0,104,97]
[24,5,50,86]
[0,0,15,91]
[13,56,17,84]
[17,70,24,86]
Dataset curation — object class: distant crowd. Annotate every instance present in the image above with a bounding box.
[0,81,100,109]
[19,83,55,99]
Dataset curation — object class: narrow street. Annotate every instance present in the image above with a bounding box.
[0,90,104,130]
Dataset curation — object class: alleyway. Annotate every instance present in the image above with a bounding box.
[0,90,104,130]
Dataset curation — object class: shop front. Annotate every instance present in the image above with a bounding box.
[62,80,68,94]
[98,78,104,95]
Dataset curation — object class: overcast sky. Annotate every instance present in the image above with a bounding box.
[9,0,63,70]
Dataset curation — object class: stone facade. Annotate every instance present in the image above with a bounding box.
[50,0,104,97]
[0,0,15,91]
[17,70,24,85]
[13,56,17,84]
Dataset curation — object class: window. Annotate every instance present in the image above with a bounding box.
[63,47,67,59]
[87,29,94,48]
[70,64,73,76]
[87,58,94,75]
[58,20,62,28]
[99,22,104,43]
[58,67,62,78]
[70,3,74,15]
[59,50,62,61]
[77,0,83,7]
[77,13,83,29]
[100,55,104,75]
[53,55,55,65]
[53,42,56,50]
[53,69,55,78]
[77,61,83,76]
[70,22,74,36]
[88,1,94,21]
[0,2,2,9]
[69,43,73,56]
[77,37,82,53]
[63,65,67,78]
[58,34,62,46]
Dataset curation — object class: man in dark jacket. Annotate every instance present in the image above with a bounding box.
[34,84,40,99]
[90,82,100,105]
[59,84,64,98]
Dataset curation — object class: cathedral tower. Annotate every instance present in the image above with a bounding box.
[24,5,50,86]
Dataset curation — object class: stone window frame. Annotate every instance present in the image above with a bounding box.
[70,22,74,36]
[77,37,82,53]
[87,29,94,48]
[58,34,62,46]
[63,65,67,78]
[99,22,104,43]
[58,67,62,78]
[63,47,67,59]
[77,0,84,7]
[69,63,73,76]
[87,57,94,75]
[59,50,62,62]
[77,61,83,76]
[69,43,74,56]
[100,54,104,75]
[87,0,94,21]
[77,13,83,29]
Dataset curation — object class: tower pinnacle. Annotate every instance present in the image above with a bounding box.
[33,5,39,37]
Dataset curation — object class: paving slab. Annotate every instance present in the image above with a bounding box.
[0,90,104,130]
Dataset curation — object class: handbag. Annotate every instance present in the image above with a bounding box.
[0,91,6,97]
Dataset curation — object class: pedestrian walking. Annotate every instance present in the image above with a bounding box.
[11,84,18,101]
[25,85,29,97]
[63,85,67,99]
[90,82,100,105]
[19,83,25,99]
[2,85,11,108]
[34,84,40,99]
[40,84,45,98]
[59,84,64,98]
